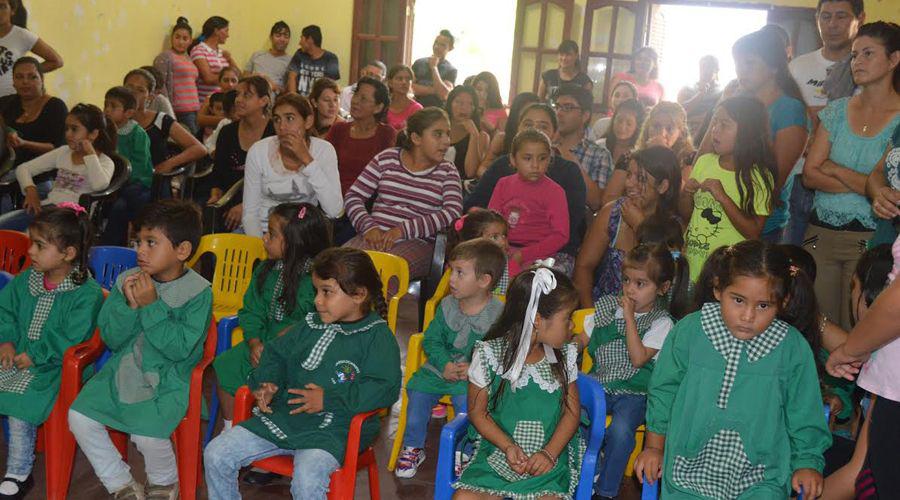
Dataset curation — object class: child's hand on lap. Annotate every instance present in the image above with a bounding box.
[287,383,324,414]
[634,448,664,485]
[504,444,528,475]
[13,352,32,370]
[248,339,264,368]
[131,272,158,307]
[455,362,469,380]
[525,449,555,476]
[792,468,823,498]
[253,382,279,413]
[442,362,459,382]
[0,343,15,369]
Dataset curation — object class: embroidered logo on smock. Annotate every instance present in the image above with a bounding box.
[332,360,360,384]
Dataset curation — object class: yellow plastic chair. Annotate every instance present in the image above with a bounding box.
[365,251,409,334]
[187,234,267,344]
[387,332,458,470]
[573,306,644,476]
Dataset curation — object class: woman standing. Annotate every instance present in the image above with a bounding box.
[386,64,422,131]
[0,0,63,98]
[445,85,489,181]
[154,17,201,133]
[190,16,238,107]
[802,22,900,330]
[538,40,593,102]
[610,46,665,108]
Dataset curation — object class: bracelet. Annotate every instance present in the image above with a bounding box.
[538,448,557,466]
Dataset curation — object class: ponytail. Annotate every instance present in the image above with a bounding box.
[668,251,692,319]
[397,107,448,151]
[29,205,96,285]
[779,266,822,375]
[189,15,228,53]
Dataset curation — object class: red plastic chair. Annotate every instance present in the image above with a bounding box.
[0,230,30,274]
[233,386,383,500]
[47,318,218,500]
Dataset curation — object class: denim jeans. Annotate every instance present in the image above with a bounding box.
[783,160,815,246]
[402,390,467,449]
[0,208,36,231]
[204,425,340,500]
[0,169,51,214]
[176,111,198,136]
[596,392,647,497]
[5,416,37,477]
[68,409,178,493]
[99,181,151,245]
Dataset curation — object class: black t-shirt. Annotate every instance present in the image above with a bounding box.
[0,94,68,166]
[412,57,457,108]
[208,120,276,196]
[541,69,593,102]
[287,49,341,96]
[142,112,175,167]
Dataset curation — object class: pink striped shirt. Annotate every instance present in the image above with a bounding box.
[344,147,462,240]
[170,52,200,113]
[190,42,227,104]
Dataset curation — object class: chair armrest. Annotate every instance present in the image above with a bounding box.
[233,386,255,425]
[183,322,217,427]
[80,170,131,204]
[190,162,214,179]
[216,316,239,356]
[641,477,659,500]
[59,330,105,404]
[435,413,470,500]
[209,179,243,209]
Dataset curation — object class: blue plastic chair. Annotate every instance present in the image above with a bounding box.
[639,404,833,499]
[434,374,607,500]
[203,315,240,447]
[89,246,137,290]
[0,271,13,289]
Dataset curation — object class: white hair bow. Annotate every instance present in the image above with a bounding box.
[501,266,559,386]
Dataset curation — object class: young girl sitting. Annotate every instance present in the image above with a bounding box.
[453,265,582,499]
[635,240,832,498]
[0,205,104,499]
[452,208,510,295]
[488,129,569,276]
[0,104,117,231]
[582,244,689,499]
[212,203,332,432]
[681,96,777,281]
[574,146,681,307]
[204,247,402,499]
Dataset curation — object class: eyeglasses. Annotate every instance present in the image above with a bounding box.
[553,103,582,113]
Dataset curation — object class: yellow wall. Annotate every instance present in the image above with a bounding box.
[28,0,899,106]
[30,0,354,105]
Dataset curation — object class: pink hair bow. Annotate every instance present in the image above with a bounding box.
[453,215,466,232]
[57,202,86,216]
[298,206,307,220]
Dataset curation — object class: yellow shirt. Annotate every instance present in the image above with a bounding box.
[685,153,772,281]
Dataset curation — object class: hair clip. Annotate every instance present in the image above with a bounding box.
[453,215,466,232]
[57,201,86,216]
[297,206,307,220]
[670,250,681,259]
[788,264,800,277]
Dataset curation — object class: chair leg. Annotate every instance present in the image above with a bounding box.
[203,389,220,448]
[388,389,410,470]
[174,421,201,500]
[367,457,381,500]
[44,413,76,500]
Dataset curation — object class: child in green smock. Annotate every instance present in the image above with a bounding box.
[204,247,401,500]
[69,200,212,500]
[0,205,103,500]
[212,203,331,433]
[635,240,832,499]
[453,265,583,500]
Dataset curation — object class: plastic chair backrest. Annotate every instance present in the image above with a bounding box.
[572,308,595,372]
[89,246,137,290]
[0,230,30,274]
[422,270,451,331]
[364,250,409,333]
[0,271,12,290]
[187,234,266,315]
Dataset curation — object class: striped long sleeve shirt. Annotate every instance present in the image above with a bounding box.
[344,147,463,240]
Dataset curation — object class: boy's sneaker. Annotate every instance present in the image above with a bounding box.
[113,481,145,500]
[431,405,447,418]
[0,475,33,500]
[146,483,179,500]
[394,447,426,478]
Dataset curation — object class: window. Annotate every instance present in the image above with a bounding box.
[350,0,416,82]
[509,0,574,102]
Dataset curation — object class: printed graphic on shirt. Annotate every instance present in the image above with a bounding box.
[685,192,723,255]
[332,360,360,384]
[886,147,900,191]
[54,169,87,193]
[296,64,326,95]
[0,46,13,76]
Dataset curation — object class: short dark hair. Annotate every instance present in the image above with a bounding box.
[105,86,137,111]
[221,89,237,116]
[449,238,507,290]
[439,29,455,48]
[271,20,290,36]
[817,0,864,17]
[302,25,323,47]
[133,200,203,261]
[554,83,593,113]
[355,76,390,123]
[209,91,227,108]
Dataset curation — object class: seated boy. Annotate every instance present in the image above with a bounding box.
[68,200,212,499]
[394,238,506,478]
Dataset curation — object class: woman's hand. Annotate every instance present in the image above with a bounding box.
[792,468,823,498]
[206,188,224,205]
[280,132,313,166]
[504,444,528,475]
[7,131,21,148]
[154,159,175,174]
[634,447,664,485]
[379,227,403,251]
[248,338,264,368]
[22,187,42,215]
[872,186,900,219]
[224,203,243,230]
[253,382,279,414]
[363,228,385,249]
[826,343,869,381]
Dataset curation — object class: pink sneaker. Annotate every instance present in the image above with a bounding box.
[431,404,447,418]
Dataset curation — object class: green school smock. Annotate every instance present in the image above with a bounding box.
[454,340,584,500]
[240,311,401,462]
[70,268,212,439]
[212,261,315,394]
[0,269,103,425]
[586,295,671,395]
[116,120,154,188]
[645,304,832,499]
[407,295,503,396]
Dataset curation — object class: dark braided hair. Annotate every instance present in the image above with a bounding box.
[29,205,95,285]
[312,247,387,320]
[258,203,332,316]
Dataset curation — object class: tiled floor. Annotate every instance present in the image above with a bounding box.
[3,295,642,499]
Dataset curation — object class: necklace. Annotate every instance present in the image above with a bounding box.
[863,124,869,133]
